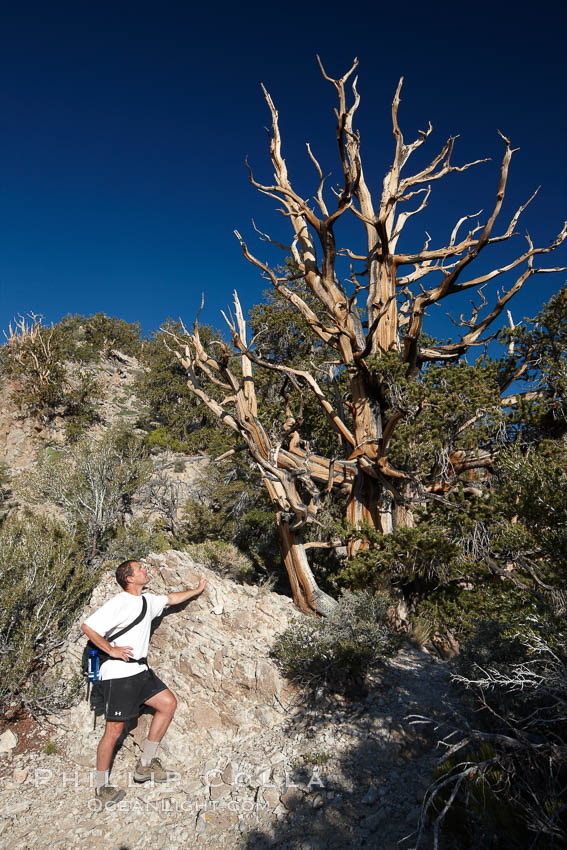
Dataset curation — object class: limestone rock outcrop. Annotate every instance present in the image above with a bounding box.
[63,550,296,770]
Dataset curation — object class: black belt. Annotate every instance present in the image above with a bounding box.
[100,655,148,666]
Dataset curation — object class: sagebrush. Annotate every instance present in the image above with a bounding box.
[271,590,395,695]
[0,514,97,708]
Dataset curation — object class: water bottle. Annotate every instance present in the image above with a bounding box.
[87,648,100,682]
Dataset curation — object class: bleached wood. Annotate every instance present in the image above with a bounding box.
[174,60,567,606]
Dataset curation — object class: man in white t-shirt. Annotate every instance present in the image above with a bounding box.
[82,559,207,806]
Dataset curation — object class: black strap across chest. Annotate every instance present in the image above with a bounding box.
[107,595,148,643]
[91,596,149,666]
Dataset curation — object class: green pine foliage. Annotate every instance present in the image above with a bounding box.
[249,282,352,459]
[336,522,463,592]
[497,439,567,569]
[182,457,281,574]
[136,320,233,455]
[335,457,564,648]
[363,351,504,480]
[500,283,567,437]
[53,312,143,361]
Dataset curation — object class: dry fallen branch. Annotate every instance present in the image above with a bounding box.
[408,634,567,849]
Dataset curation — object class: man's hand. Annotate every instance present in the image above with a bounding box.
[166,578,209,607]
[81,622,132,660]
[108,644,134,662]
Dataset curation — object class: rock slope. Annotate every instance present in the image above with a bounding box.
[0,349,144,473]
[0,550,459,850]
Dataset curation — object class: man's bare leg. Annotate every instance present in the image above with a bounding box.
[95,720,126,802]
[144,688,177,744]
[97,720,125,771]
[134,689,177,778]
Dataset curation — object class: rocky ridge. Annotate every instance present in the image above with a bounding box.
[0,550,458,850]
[0,349,143,472]
[0,349,209,522]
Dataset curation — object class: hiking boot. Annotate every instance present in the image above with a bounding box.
[133,757,171,783]
[95,785,126,807]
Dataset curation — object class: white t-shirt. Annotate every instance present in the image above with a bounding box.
[84,591,168,680]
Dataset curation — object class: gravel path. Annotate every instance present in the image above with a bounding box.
[0,645,461,850]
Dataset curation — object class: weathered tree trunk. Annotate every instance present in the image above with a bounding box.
[174,60,567,615]
[346,375,396,552]
[347,471,394,542]
[277,514,337,616]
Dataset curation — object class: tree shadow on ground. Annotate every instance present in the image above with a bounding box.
[240,652,464,850]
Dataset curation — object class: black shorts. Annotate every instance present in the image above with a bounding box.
[102,669,168,721]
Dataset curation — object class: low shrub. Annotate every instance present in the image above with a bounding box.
[23,670,84,717]
[0,514,97,709]
[18,428,153,562]
[0,462,10,508]
[270,590,396,696]
[102,517,172,564]
[183,540,254,581]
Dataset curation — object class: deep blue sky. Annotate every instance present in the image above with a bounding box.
[1,2,566,344]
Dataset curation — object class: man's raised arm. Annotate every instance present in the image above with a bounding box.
[166,577,208,607]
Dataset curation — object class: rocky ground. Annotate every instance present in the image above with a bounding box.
[0,551,461,850]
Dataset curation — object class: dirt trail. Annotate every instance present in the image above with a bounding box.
[0,645,459,850]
